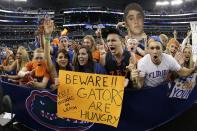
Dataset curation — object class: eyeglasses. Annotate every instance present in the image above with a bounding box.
[149,46,161,50]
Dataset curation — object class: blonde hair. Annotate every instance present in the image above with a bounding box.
[17,46,30,71]
[83,35,97,52]
[183,45,194,69]
[34,48,44,54]
[159,34,168,43]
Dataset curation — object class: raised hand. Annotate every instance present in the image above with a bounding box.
[187,30,192,37]
[126,55,142,88]
[43,18,54,37]
[175,52,184,65]
[173,30,177,40]
[173,30,177,35]
[126,55,137,72]
[116,22,126,29]
[95,27,102,38]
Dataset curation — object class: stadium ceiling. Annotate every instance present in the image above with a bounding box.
[0,0,157,11]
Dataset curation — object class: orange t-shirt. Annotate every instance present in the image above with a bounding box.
[25,60,49,79]
[134,53,142,61]
[92,50,100,62]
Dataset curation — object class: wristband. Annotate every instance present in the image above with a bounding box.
[45,37,50,44]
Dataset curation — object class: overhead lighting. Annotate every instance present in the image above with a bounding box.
[156,1,170,6]
[14,0,27,2]
[171,0,183,5]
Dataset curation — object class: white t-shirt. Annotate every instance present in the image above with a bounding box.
[137,53,181,87]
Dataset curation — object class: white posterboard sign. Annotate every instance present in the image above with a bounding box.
[190,22,197,62]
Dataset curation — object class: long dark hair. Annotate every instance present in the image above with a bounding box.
[55,49,71,71]
[73,45,94,73]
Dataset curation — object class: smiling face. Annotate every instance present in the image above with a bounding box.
[148,41,163,65]
[83,38,92,49]
[15,46,29,63]
[78,48,89,66]
[56,52,69,69]
[125,10,144,36]
[107,34,123,56]
[183,47,192,62]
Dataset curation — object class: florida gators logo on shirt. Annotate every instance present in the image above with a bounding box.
[26,90,94,131]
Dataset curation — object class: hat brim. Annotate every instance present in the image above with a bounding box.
[101,28,124,39]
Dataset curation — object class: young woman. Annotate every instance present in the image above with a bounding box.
[83,35,100,62]
[166,38,180,57]
[182,45,194,69]
[73,46,106,74]
[55,49,71,72]
[42,18,72,90]
[0,46,29,75]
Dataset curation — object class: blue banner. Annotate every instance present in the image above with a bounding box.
[1,73,197,131]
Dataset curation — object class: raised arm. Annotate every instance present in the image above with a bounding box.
[173,30,177,40]
[181,30,192,52]
[43,18,55,71]
[95,28,105,45]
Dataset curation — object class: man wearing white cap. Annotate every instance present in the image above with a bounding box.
[128,37,197,88]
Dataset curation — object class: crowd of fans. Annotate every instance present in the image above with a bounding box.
[0,3,196,91]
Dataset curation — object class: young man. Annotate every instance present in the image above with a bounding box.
[129,38,197,88]
[124,3,144,40]
[100,28,134,88]
[123,3,147,57]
